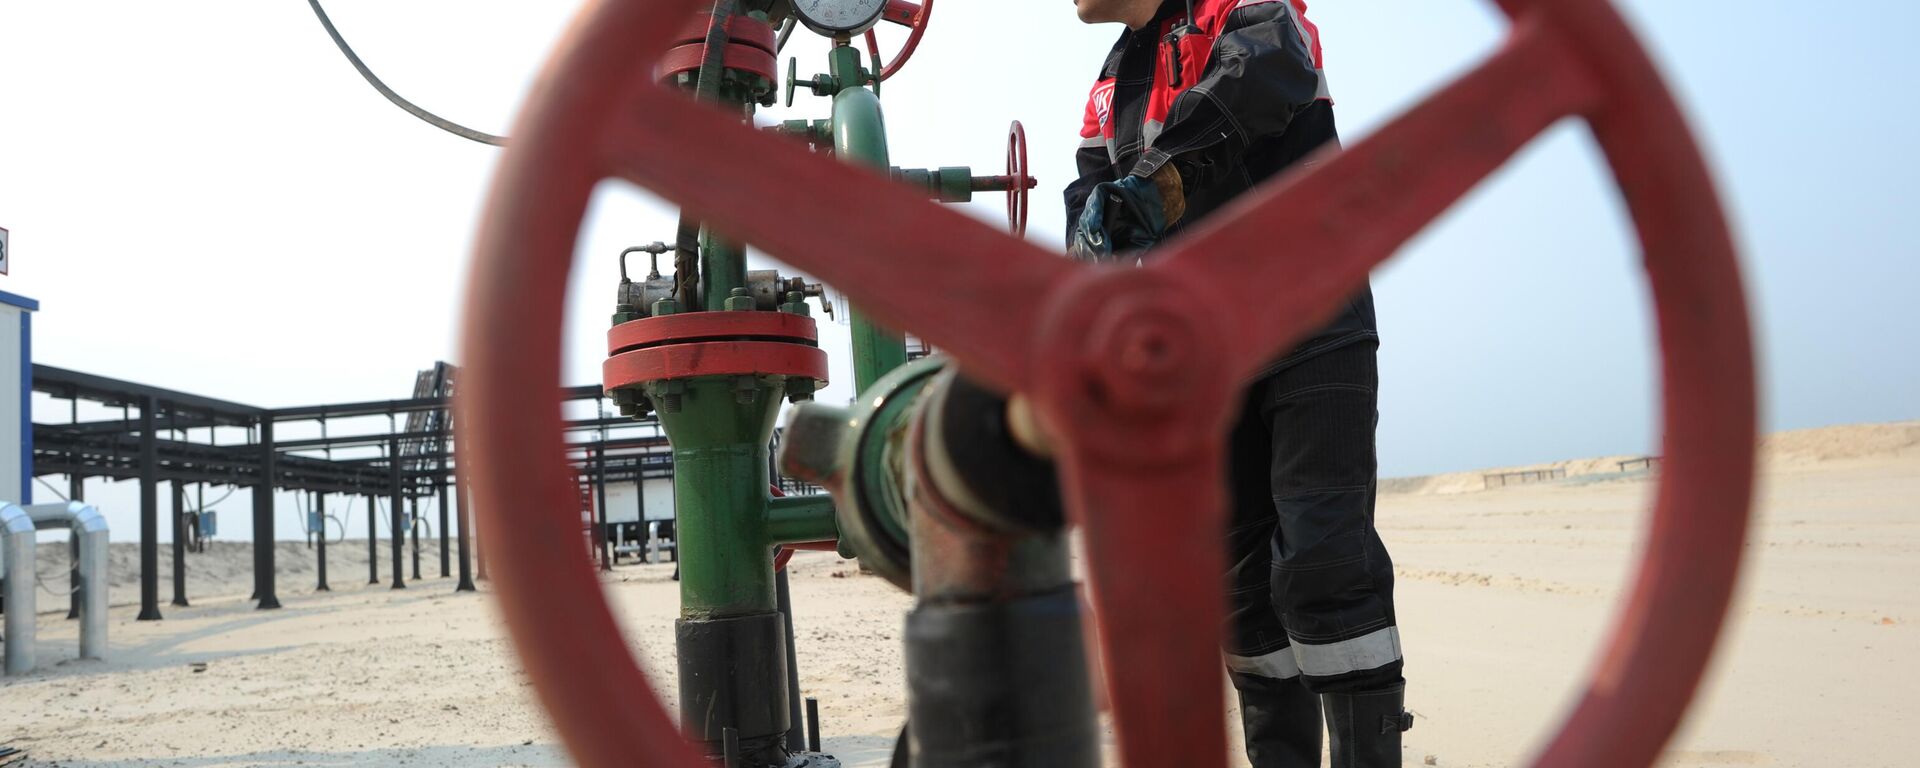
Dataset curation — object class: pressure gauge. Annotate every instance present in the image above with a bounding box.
[792,0,888,36]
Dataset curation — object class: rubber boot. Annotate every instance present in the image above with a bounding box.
[1233,673,1324,768]
[1321,684,1412,768]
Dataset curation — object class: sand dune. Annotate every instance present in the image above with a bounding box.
[1759,420,1920,464]
[1382,420,1920,496]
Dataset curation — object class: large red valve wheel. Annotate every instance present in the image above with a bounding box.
[459,1,1755,766]
[864,0,932,82]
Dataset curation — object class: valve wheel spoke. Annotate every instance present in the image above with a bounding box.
[1052,429,1233,768]
[603,83,1067,394]
[1157,16,1600,378]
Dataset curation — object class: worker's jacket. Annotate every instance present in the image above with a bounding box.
[1064,0,1376,374]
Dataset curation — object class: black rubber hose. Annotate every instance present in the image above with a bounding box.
[307,0,508,146]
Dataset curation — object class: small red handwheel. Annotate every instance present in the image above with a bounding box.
[864,0,932,82]
[460,1,1756,766]
[1006,120,1031,237]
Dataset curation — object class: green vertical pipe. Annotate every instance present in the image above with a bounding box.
[700,230,748,314]
[653,376,788,618]
[832,76,909,391]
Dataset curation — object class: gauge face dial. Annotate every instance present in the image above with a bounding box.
[791,0,888,35]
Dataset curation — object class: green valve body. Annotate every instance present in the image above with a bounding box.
[649,375,787,618]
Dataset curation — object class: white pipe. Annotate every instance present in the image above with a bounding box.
[0,502,35,675]
[26,502,111,662]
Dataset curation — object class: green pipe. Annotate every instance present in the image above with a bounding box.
[651,375,788,619]
[767,495,838,545]
[830,55,909,391]
[699,230,748,313]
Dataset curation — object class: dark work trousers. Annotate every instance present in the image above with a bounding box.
[1223,339,1402,696]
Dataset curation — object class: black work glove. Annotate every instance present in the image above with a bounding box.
[1070,175,1169,263]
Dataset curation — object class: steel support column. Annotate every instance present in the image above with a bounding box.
[67,475,83,620]
[137,396,161,621]
[595,446,611,572]
[255,417,281,610]
[410,495,421,581]
[455,469,476,592]
[389,436,406,589]
[476,516,488,581]
[316,490,331,592]
[171,481,190,607]
[367,493,379,585]
[437,448,451,579]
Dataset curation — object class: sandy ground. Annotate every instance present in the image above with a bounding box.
[2,422,1915,767]
[21,539,456,613]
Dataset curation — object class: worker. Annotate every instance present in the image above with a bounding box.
[1064,1,1409,765]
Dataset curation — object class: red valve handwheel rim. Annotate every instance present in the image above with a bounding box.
[864,0,932,82]
[1007,120,1030,237]
[460,1,1754,767]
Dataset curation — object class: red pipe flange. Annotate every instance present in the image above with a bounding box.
[864,0,932,82]
[602,342,828,391]
[658,12,778,83]
[606,311,820,356]
[658,42,777,84]
[672,12,778,52]
[460,1,1755,767]
[603,311,825,391]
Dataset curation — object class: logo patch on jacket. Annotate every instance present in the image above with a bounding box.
[1082,78,1118,141]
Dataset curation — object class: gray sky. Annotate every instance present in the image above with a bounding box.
[2,0,1914,495]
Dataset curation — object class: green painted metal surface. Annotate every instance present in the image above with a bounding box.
[650,375,788,619]
[850,359,934,551]
[831,66,910,391]
[766,494,838,545]
[699,231,749,314]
